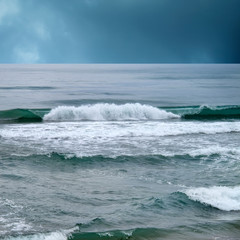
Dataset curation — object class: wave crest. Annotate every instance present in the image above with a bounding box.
[182,105,240,119]
[43,103,179,121]
[184,186,240,211]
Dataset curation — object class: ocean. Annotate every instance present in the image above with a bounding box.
[0,64,240,240]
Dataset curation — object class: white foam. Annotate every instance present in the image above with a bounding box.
[0,198,23,210]
[43,103,179,121]
[5,220,32,232]
[184,186,240,211]
[2,121,240,140]
[0,198,32,235]
[4,226,79,240]
[1,121,240,157]
[98,232,114,237]
[187,146,240,157]
[5,231,68,240]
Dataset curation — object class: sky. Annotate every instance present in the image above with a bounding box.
[0,0,240,63]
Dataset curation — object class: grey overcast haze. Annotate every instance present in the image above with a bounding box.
[0,0,240,63]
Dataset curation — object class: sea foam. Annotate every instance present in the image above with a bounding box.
[4,231,68,240]
[184,186,240,211]
[4,226,79,240]
[1,120,240,158]
[43,103,179,121]
[0,198,32,235]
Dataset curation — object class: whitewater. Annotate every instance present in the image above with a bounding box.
[1,64,240,240]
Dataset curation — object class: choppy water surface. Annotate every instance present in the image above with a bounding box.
[0,64,240,240]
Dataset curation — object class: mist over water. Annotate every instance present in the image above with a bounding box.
[0,64,240,240]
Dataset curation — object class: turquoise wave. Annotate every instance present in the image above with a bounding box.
[1,227,180,240]
[5,220,240,240]
[69,227,171,240]
[64,220,240,240]
[0,108,49,123]
[163,105,240,120]
[0,105,240,123]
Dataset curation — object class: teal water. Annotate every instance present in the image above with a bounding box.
[0,64,240,240]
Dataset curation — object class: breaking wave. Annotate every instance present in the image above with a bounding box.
[1,104,240,123]
[183,186,240,211]
[43,103,178,121]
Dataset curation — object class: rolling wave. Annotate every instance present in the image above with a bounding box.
[5,219,240,240]
[8,149,240,165]
[1,104,240,123]
[167,105,240,120]
[3,227,177,240]
[183,186,240,211]
[0,109,48,123]
[43,103,178,121]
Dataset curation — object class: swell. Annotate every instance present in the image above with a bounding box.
[165,105,240,120]
[69,227,172,240]
[1,227,180,240]
[184,105,240,120]
[5,220,240,240]
[0,109,48,123]
[70,220,240,240]
[9,150,240,165]
[1,104,240,123]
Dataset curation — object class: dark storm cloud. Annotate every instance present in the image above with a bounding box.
[0,0,240,63]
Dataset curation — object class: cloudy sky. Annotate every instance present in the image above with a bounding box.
[0,0,240,63]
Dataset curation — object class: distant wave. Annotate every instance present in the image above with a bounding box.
[1,104,240,123]
[43,103,179,121]
[183,186,240,211]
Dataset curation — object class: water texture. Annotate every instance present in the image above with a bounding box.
[0,64,240,240]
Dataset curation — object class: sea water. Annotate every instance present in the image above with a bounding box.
[0,64,240,240]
